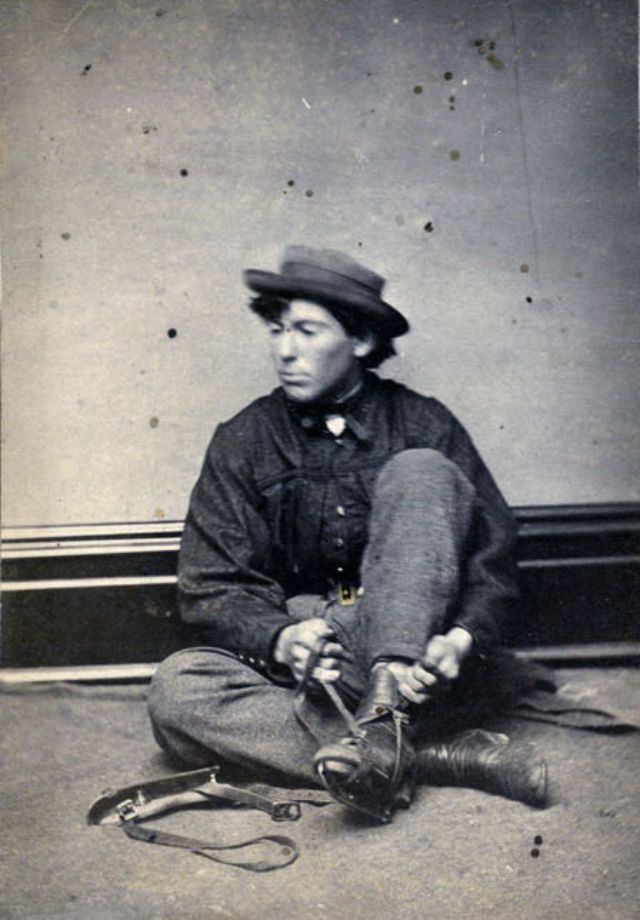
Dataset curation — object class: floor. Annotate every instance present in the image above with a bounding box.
[1,667,639,920]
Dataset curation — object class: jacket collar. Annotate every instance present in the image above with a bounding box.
[282,373,375,443]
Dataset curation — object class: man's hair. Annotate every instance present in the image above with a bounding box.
[248,295,397,369]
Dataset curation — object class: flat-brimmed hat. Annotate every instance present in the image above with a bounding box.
[244,245,409,338]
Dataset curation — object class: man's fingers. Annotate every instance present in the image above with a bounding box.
[398,658,458,703]
[285,620,348,683]
[312,666,341,683]
[294,639,342,662]
[291,645,344,680]
[320,641,346,660]
[397,681,430,704]
[423,635,463,681]
[422,653,459,682]
[435,657,460,681]
[297,622,336,650]
[291,642,311,661]
[410,664,439,689]
[306,619,335,638]
[424,634,450,658]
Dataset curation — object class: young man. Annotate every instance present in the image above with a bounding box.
[149,246,547,821]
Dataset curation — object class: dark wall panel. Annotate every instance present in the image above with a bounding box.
[3,506,638,666]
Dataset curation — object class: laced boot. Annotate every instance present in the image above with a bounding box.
[417,729,548,807]
[314,664,417,822]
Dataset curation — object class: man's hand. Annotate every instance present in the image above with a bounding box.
[394,626,474,705]
[273,618,346,683]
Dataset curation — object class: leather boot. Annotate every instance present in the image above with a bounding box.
[417,729,548,807]
[314,664,417,822]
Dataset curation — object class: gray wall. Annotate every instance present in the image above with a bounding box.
[2,0,639,527]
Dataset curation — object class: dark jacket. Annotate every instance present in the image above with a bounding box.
[178,373,519,669]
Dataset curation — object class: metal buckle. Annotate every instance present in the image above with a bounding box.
[272,802,301,822]
[116,798,138,823]
[338,583,358,606]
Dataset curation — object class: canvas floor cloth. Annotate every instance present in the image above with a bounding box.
[1,667,639,920]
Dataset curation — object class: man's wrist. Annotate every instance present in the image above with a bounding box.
[265,626,297,685]
[271,624,293,666]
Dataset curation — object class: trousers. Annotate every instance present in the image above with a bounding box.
[149,449,480,785]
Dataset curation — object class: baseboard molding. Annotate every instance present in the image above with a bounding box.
[2,640,639,686]
[2,504,639,668]
[0,663,159,684]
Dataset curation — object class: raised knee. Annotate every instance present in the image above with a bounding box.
[378,448,464,488]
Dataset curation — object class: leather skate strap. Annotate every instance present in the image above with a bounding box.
[88,766,330,872]
[121,822,298,872]
[293,636,362,743]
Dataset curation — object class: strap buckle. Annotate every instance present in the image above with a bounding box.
[271,802,301,822]
[116,798,138,823]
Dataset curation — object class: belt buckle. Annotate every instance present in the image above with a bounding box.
[338,583,358,606]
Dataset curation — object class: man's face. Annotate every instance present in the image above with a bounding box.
[266,300,370,403]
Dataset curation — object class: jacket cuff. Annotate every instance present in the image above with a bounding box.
[264,625,296,686]
[451,616,498,658]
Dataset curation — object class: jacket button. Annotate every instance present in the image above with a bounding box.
[336,505,346,517]
[334,537,345,549]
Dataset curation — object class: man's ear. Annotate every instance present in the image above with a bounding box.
[352,331,376,360]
